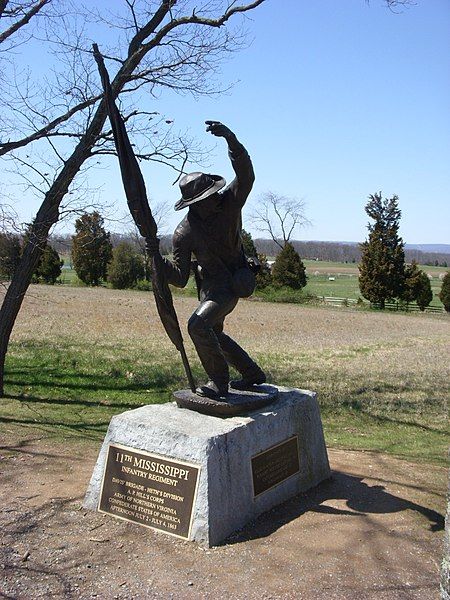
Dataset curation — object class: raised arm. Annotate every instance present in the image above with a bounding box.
[205,121,255,206]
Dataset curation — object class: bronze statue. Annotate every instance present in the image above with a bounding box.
[147,121,266,400]
[93,46,275,414]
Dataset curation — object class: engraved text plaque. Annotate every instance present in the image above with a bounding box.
[99,443,200,540]
[251,436,300,497]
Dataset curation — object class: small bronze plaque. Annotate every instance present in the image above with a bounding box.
[251,436,300,497]
[99,443,200,540]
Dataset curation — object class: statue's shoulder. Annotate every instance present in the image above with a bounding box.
[173,215,192,242]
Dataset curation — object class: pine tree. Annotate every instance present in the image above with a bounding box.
[241,229,257,257]
[439,272,450,312]
[71,212,112,286]
[107,242,145,289]
[34,245,63,284]
[240,229,272,289]
[255,253,272,290]
[415,272,433,312]
[401,261,422,305]
[0,233,21,280]
[401,261,433,311]
[272,242,307,290]
[359,192,405,308]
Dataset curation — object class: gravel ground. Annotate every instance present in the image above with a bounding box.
[0,431,446,600]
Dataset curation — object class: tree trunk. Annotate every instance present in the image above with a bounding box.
[0,104,108,396]
[0,236,46,394]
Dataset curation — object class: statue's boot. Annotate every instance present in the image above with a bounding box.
[196,380,229,401]
[230,365,266,391]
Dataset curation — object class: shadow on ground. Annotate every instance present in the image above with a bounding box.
[226,470,445,545]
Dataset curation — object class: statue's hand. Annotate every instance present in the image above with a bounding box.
[205,120,234,140]
[146,237,160,257]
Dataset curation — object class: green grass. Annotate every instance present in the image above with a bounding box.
[58,266,82,286]
[304,275,361,301]
[263,349,448,465]
[2,338,197,442]
[320,410,448,464]
[302,259,448,275]
[3,335,448,465]
[302,259,447,308]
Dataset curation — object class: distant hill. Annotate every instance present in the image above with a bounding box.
[253,239,449,266]
[404,244,450,254]
[47,233,450,267]
[308,241,450,255]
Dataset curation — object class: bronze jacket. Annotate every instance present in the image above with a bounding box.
[163,141,255,290]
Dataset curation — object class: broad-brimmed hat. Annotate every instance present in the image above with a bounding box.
[174,172,226,211]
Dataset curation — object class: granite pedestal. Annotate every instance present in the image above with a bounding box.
[84,386,330,547]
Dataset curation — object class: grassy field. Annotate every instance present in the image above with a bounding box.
[58,258,448,308]
[1,284,448,465]
[302,260,446,308]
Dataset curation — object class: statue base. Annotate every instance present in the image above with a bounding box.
[84,386,330,546]
[173,384,279,417]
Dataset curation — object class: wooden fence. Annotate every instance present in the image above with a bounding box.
[319,296,445,314]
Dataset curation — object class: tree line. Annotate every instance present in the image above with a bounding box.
[46,231,450,269]
[2,199,450,314]
[252,239,449,268]
[0,213,308,292]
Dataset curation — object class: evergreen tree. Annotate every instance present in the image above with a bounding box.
[439,272,450,312]
[415,272,433,312]
[34,245,63,284]
[71,212,112,286]
[107,242,145,289]
[255,253,272,290]
[0,233,21,280]
[241,229,257,257]
[401,261,422,305]
[272,242,307,289]
[240,229,272,289]
[401,261,433,311]
[359,192,405,308]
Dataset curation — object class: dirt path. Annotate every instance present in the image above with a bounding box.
[0,430,446,600]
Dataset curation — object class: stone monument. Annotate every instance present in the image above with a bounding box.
[84,387,330,546]
[86,50,331,547]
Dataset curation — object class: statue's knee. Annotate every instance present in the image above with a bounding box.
[188,314,207,339]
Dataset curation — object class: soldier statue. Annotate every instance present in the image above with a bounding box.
[147,121,266,401]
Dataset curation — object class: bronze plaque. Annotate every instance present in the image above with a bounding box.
[99,443,200,540]
[251,436,300,497]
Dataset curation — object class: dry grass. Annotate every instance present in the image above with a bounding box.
[9,283,448,348]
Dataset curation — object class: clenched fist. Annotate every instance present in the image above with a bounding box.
[205,120,234,140]
[145,237,160,257]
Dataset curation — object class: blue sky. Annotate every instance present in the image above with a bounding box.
[5,0,450,244]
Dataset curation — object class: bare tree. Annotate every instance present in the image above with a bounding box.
[251,191,310,250]
[0,0,55,227]
[0,0,50,47]
[367,0,415,10]
[0,0,267,396]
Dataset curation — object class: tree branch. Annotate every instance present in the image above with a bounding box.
[0,94,102,156]
[140,0,266,54]
[0,0,50,44]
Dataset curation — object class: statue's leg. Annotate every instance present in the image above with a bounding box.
[213,323,266,385]
[187,291,238,395]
